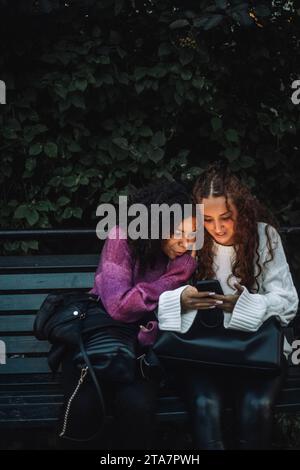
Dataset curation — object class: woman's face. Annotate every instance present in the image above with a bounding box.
[161,216,196,260]
[201,195,237,246]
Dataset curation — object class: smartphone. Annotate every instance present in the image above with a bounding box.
[195,279,224,328]
[195,279,224,296]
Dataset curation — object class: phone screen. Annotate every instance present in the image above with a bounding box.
[195,279,224,296]
[195,279,224,327]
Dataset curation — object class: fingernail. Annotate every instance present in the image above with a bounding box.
[215,300,223,304]
[209,306,216,309]
[208,292,216,296]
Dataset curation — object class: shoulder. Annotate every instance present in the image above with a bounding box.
[103,225,132,259]
[257,222,281,254]
[107,225,127,240]
[257,222,280,241]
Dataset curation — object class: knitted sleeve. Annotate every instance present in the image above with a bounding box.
[90,226,197,323]
[224,225,299,332]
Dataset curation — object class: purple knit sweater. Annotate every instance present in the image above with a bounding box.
[89,226,197,346]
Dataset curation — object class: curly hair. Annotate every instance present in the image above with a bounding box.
[125,180,195,273]
[192,161,280,292]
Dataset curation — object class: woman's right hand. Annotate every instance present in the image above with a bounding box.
[180,286,223,312]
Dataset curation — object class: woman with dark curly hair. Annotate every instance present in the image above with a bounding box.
[157,161,299,449]
[59,180,198,449]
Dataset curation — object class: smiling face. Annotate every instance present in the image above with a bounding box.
[161,216,196,260]
[202,195,237,246]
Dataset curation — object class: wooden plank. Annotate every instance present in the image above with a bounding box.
[0,388,62,397]
[2,336,50,354]
[0,373,60,386]
[286,366,300,378]
[275,402,300,412]
[0,357,53,374]
[0,371,61,393]
[0,293,47,311]
[0,394,63,405]
[0,417,59,429]
[0,272,94,291]
[0,401,298,429]
[0,403,63,422]
[277,387,300,404]
[0,388,298,429]
[0,290,93,311]
[0,315,35,332]
[0,254,99,272]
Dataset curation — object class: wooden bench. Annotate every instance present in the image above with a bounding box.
[0,229,299,439]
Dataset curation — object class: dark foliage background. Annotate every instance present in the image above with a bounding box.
[0,0,299,255]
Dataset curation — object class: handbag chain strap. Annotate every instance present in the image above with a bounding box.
[59,302,107,442]
[59,366,88,438]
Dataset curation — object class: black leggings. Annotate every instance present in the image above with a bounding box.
[174,361,288,450]
[57,350,160,450]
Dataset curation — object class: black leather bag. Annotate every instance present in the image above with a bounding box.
[34,291,138,382]
[34,291,105,346]
[152,309,284,374]
[73,314,139,383]
[34,291,139,440]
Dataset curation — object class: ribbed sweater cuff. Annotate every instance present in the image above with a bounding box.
[158,284,197,332]
[158,286,187,331]
[224,285,267,332]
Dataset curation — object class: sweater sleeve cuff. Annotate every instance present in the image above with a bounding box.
[158,286,187,331]
[224,285,267,332]
[158,285,197,333]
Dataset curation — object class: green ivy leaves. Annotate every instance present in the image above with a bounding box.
[0,0,299,257]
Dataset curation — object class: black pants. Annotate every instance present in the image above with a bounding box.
[57,350,160,450]
[173,360,288,450]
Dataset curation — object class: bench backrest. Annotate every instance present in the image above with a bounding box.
[0,255,99,375]
[0,247,299,376]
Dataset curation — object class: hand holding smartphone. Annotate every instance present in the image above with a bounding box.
[180,280,224,314]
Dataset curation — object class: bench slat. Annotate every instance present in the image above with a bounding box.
[3,336,50,354]
[0,367,298,389]
[0,289,94,311]
[0,292,93,311]
[0,403,63,423]
[0,254,99,271]
[0,357,52,374]
[0,394,63,405]
[0,294,48,311]
[0,315,35,332]
[0,272,94,291]
[1,392,299,429]
[278,387,300,404]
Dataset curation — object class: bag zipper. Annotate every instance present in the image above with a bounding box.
[59,366,88,438]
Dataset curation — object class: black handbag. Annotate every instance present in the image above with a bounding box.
[152,309,284,374]
[72,313,139,383]
[34,291,139,440]
[34,291,138,380]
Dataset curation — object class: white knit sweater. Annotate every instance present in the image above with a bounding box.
[157,222,299,357]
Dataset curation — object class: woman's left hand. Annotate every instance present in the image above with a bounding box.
[210,282,244,313]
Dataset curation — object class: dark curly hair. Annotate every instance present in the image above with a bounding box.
[192,161,280,292]
[124,180,195,272]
